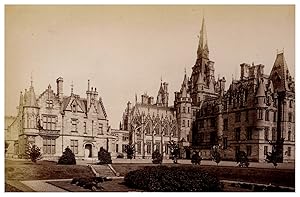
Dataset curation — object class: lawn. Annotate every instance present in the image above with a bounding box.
[112,163,295,188]
[5,160,94,181]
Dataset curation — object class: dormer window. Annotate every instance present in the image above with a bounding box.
[46,100,53,108]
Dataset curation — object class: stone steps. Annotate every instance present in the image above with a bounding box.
[91,165,115,177]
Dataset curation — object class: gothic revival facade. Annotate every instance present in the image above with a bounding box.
[5,78,118,159]
[121,17,295,162]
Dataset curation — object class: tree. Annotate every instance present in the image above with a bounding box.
[265,138,284,168]
[191,151,202,165]
[26,144,42,163]
[168,140,180,164]
[236,151,249,167]
[152,149,163,164]
[124,144,135,159]
[211,145,221,166]
[58,147,76,165]
[97,147,112,164]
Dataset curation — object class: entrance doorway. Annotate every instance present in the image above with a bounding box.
[85,144,92,158]
[185,149,191,159]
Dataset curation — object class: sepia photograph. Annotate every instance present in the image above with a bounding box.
[4,3,295,192]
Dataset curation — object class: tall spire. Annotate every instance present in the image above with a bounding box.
[30,72,33,87]
[197,15,209,59]
[71,81,74,95]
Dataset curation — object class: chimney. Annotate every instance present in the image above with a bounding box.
[86,80,91,109]
[56,77,63,102]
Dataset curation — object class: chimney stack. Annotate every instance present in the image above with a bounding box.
[56,77,63,102]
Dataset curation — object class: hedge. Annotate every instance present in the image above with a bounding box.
[124,165,222,192]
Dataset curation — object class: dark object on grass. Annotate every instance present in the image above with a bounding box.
[97,147,112,164]
[124,144,135,159]
[236,151,249,167]
[191,151,202,165]
[211,145,221,166]
[124,165,222,192]
[58,147,76,165]
[152,149,163,164]
[26,144,42,163]
[71,177,80,184]
[168,140,180,164]
[265,138,284,168]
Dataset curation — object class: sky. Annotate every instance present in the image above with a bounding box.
[5,5,295,128]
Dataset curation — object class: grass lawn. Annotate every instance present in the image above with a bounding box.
[112,163,295,188]
[5,160,94,181]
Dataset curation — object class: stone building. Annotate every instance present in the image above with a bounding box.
[5,77,117,160]
[120,81,183,159]
[121,16,295,162]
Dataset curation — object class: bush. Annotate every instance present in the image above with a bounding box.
[58,147,76,165]
[125,144,135,159]
[191,151,202,165]
[26,144,42,163]
[152,149,163,164]
[97,147,112,164]
[124,166,222,192]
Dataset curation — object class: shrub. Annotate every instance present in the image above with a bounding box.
[97,147,112,164]
[125,144,135,159]
[124,166,222,192]
[58,147,76,165]
[236,151,249,167]
[168,140,180,164]
[26,144,42,163]
[152,149,163,164]
[191,151,202,165]
[211,145,221,166]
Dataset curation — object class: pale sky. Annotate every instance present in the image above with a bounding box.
[5,5,295,128]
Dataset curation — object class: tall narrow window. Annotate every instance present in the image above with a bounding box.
[137,141,141,154]
[70,140,78,154]
[257,109,263,120]
[235,128,241,141]
[99,123,103,135]
[264,127,269,141]
[273,111,277,122]
[272,128,277,141]
[265,110,269,121]
[246,127,252,140]
[223,137,228,149]
[182,120,185,127]
[288,113,293,122]
[187,120,190,127]
[92,120,94,135]
[83,122,87,134]
[246,146,252,156]
[264,146,268,155]
[146,141,152,154]
[223,119,228,131]
[71,119,78,132]
[183,107,186,113]
[288,130,291,141]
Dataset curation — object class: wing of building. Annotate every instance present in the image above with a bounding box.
[5,78,118,160]
[121,16,295,163]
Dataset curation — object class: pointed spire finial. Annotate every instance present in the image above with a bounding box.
[71,81,74,94]
[30,72,33,87]
[87,79,90,91]
[184,68,187,75]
